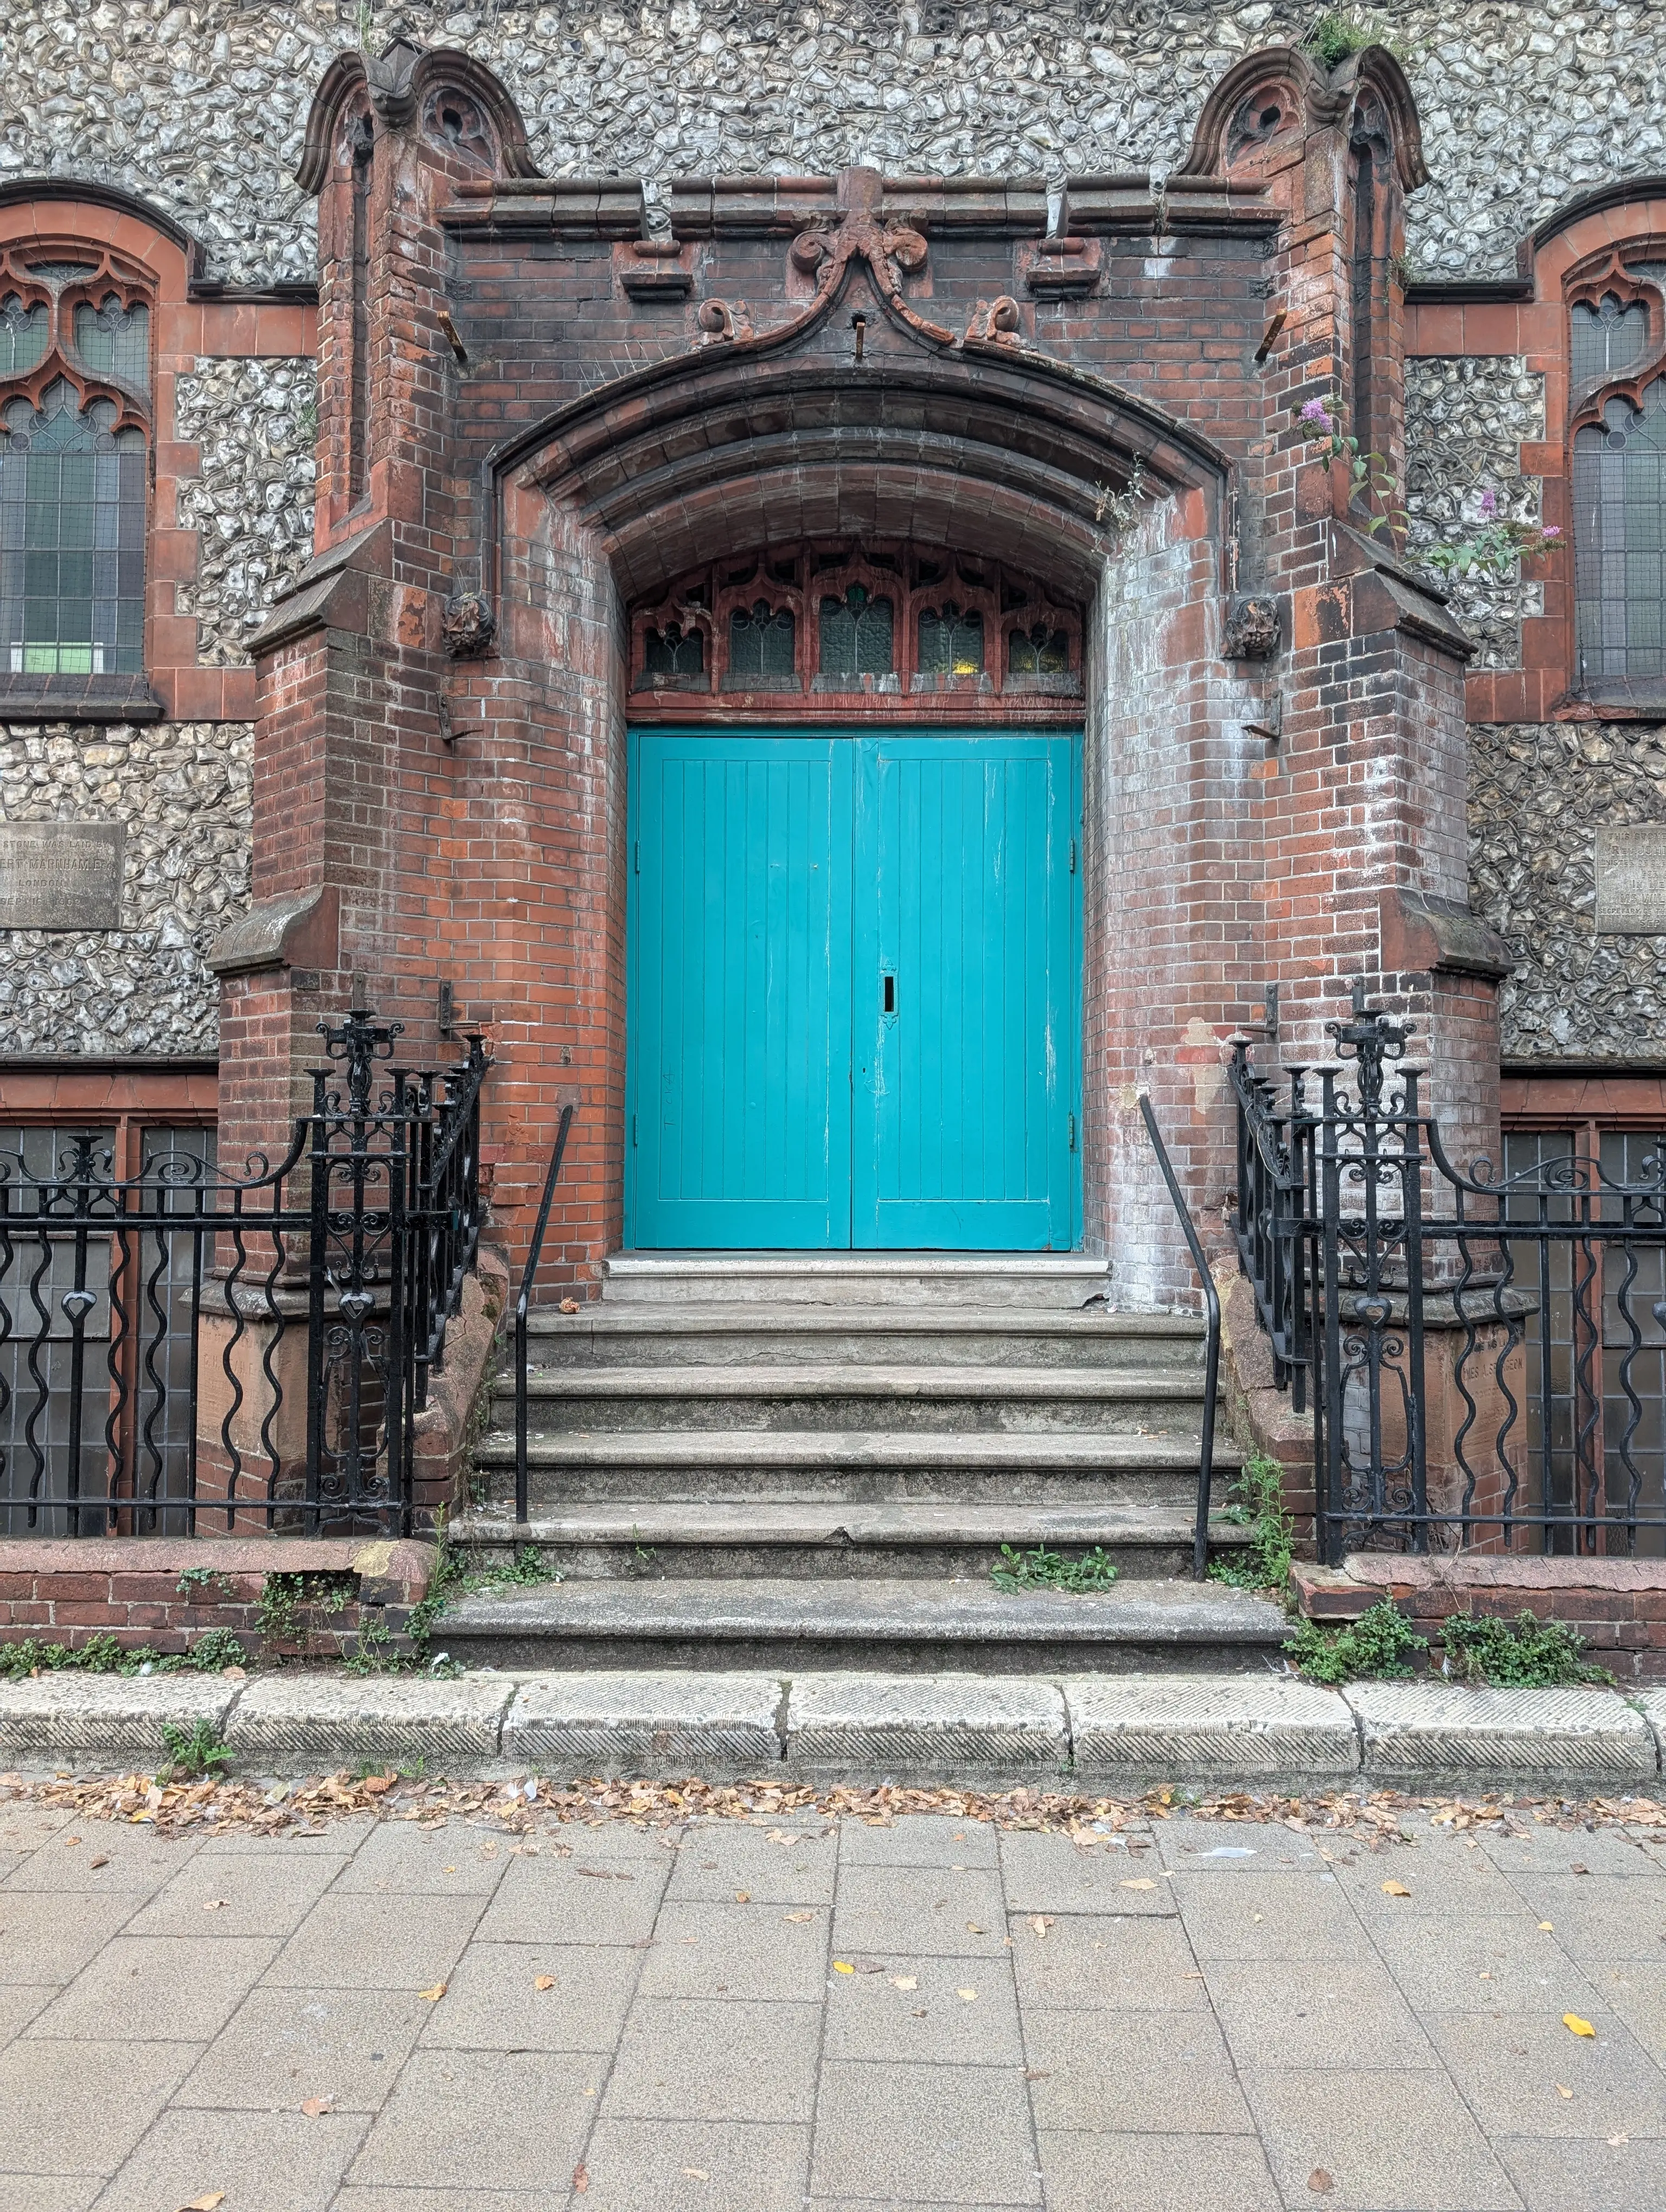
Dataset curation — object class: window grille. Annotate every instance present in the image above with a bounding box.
[1573,382,1666,684]
[818,583,893,678]
[0,384,147,677]
[917,602,984,676]
[72,295,150,394]
[728,599,795,679]
[0,297,48,380]
[1008,622,1071,676]
[1572,294,1648,387]
[642,620,704,680]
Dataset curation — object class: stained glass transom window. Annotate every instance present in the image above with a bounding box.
[72,295,150,394]
[642,621,704,680]
[917,603,984,676]
[0,385,146,677]
[728,600,795,679]
[1573,381,1666,685]
[1572,295,1649,388]
[0,297,48,380]
[1008,622,1071,676]
[818,584,893,678]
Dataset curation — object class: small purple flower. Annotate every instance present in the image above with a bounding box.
[1477,487,1498,519]
[1299,397,1332,428]
[1541,525,1561,539]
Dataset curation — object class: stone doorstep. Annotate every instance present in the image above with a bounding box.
[5,1669,1666,1787]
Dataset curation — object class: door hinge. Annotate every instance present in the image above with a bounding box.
[633,839,640,874]
[1068,836,1077,874]
[631,1112,638,1147]
[1067,1112,1077,1151]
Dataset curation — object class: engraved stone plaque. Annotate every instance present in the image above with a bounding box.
[1596,826,1666,935]
[0,822,125,930]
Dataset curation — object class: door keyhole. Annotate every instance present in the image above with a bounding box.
[882,973,896,1014]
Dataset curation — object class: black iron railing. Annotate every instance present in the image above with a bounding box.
[1231,983,1666,1561]
[0,1010,489,1538]
[514,1102,576,1524]
[1138,1094,1221,1578]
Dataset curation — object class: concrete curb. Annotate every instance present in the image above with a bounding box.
[5,1669,1666,1788]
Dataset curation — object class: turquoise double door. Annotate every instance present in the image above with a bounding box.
[626,730,1081,1251]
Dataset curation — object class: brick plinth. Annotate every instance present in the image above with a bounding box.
[0,1536,435,1660]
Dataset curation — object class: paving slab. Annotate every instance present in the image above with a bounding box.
[785,1670,1068,1782]
[1624,1689,1666,1772]
[0,1673,239,1766]
[1064,1669,1359,1782]
[502,1669,783,1778]
[223,1672,514,1772]
[1345,1681,1657,1786]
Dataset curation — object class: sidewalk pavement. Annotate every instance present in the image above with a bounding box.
[4,1791,1666,2211]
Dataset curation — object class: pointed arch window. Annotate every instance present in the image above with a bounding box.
[0,247,153,702]
[1573,380,1666,687]
[819,583,893,678]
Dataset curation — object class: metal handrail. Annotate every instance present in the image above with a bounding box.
[1138,1094,1221,1579]
[513,1104,576,1525]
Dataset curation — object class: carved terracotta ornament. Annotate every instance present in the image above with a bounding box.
[696,299,754,343]
[442,590,496,658]
[964,297,1022,346]
[1223,593,1281,660]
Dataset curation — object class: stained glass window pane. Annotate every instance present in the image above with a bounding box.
[917,603,984,675]
[1574,381,1666,684]
[1572,296,1648,388]
[728,599,795,678]
[73,297,150,393]
[0,296,48,378]
[0,388,147,676]
[1008,622,1071,676]
[642,621,703,679]
[818,584,893,678]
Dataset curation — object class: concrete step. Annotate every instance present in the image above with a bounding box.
[472,1425,1233,1506]
[433,1574,1287,1674]
[601,1251,1113,1309]
[498,1364,1206,1435]
[523,1305,1204,1371]
[451,1499,1245,1580]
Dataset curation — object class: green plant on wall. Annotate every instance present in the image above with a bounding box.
[1440,1610,1614,1688]
[1286,1600,1426,1684]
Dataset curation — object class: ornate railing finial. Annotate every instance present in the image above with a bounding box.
[318,1008,405,1118]
[1324,979,1411,1116]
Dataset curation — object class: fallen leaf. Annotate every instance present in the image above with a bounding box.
[418,1983,447,2002]
[560,1298,581,1314]
[1308,2169,1335,2195]
[1539,1921,1554,1932]
[734,1890,751,1903]
[178,2197,227,2211]
[202,1899,227,1912]
[573,2161,589,2192]
[784,1911,814,1923]
[65,1836,80,1848]
[957,1987,978,2002]
[833,1960,855,1974]
[1381,1880,1412,1898]
[1556,2084,1573,2099]
[1028,1915,1054,1938]
[1564,2014,1597,2039]
[1023,2067,1051,2081]
[966,1921,987,1933]
[681,2168,710,2181]
[1571,1863,1591,1875]
[300,2095,332,2117]
[443,1866,456,1875]
[1120,1878,1156,1891]
[88,1855,108,1869]
[892,1976,918,1991]
[535,1976,557,1992]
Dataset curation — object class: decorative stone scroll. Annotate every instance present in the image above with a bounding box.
[0,821,125,930]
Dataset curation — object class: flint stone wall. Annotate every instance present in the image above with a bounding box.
[1,1,1662,287]
[1405,356,1545,674]
[1471,722,1666,1063]
[174,358,317,667]
[0,722,252,1056]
